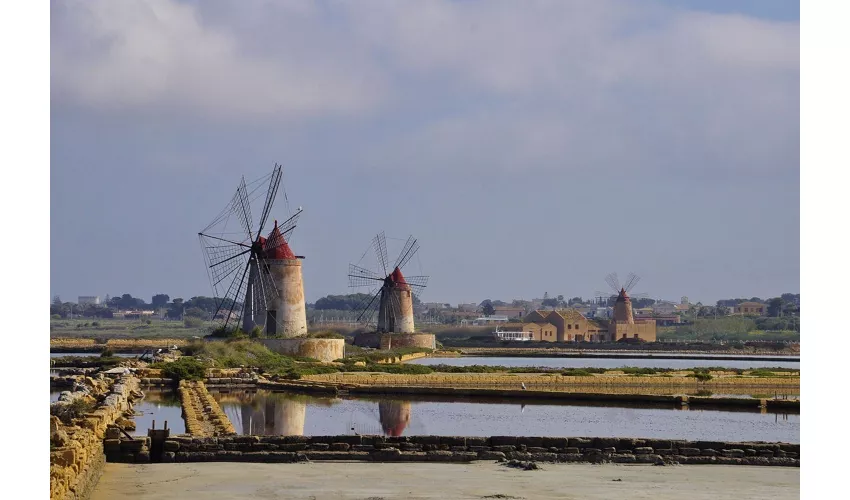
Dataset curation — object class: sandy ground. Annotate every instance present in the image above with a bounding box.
[92,462,799,500]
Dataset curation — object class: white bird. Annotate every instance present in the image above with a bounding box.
[156,348,163,354]
[521,382,527,390]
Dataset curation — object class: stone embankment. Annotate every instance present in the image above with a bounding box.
[303,371,800,389]
[376,352,430,364]
[50,374,142,500]
[178,380,236,437]
[454,343,799,356]
[109,435,799,467]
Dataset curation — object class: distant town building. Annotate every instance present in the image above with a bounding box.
[470,315,509,326]
[735,302,766,316]
[521,309,607,342]
[457,303,479,312]
[78,296,101,305]
[423,302,451,310]
[652,301,678,315]
[493,306,525,319]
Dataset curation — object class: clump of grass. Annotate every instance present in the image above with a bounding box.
[51,398,96,425]
[688,369,713,382]
[305,331,345,339]
[100,347,115,357]
[151,357,208,383]
[561,369,593,377]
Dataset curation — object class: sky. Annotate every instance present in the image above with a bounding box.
[50,0,800,307]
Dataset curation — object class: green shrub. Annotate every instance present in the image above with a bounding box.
[51,398,96,425]
[184,317,205,329]
[100,347,114,357]
[307,331,345,339]
[689,371,713,382]
[249,326,264,339]
[561,369,593,377]
[179,341,205,356]
[154,357,207,383]
[51,314,62,320]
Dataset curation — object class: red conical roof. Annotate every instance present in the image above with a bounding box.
[389,267,407,285]
[264,220,296,259]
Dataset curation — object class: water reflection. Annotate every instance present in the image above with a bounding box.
[379,401,412,437]
[209,389,799,443]
[131,389,185,436]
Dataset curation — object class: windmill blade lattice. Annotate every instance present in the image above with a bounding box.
[623,273,641,293]
[605,273,620,293]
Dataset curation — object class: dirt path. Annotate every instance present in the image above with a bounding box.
[92,462,799,500]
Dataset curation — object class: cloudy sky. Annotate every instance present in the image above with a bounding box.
[50,0,799,306]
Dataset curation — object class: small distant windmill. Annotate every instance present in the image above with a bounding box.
[197,164,306,335]
[601,272,648,324]
[348,232,429,333]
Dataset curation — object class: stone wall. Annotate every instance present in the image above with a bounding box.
[50,375,141,500]
[609,320,657,343]
[352,332,382,348]
[109,435,799,467]
[379,333,436,350]
[259,338,344,363]
[178,380,236,437]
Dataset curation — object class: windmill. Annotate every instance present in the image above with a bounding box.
[348,232,429,333]
[198,164,307,336]
[602,272,648,324]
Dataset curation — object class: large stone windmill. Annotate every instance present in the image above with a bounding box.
[348,232,436,349]
[600,272,657,342]
[197,164,307,337]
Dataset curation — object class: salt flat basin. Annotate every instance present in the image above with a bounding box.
[411,356,800,370]
[91,462,800,500]
[210,389,799,443]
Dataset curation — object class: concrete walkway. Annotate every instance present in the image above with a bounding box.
[92,462,799,500]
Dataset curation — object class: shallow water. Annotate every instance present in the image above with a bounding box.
[211,390,799,443]
[411,356,800,370]
[130,389,185,436]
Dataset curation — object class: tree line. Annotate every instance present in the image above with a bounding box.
[50,293,237,320]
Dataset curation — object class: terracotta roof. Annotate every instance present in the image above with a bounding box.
[264,220,296,259]
[389,267,407,285]
[550,308,586,321]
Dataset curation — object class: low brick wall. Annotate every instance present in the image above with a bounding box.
[108,435,799,467]
[380,333,436,350]
[50,375,141,500]
[259,338,345,363]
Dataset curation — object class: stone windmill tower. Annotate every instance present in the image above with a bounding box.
[348,232,429,333]
[198,164,307,337]
[605,272,645,324]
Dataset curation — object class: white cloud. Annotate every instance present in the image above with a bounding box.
[51,0,799,174]
[51,0,387,119]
